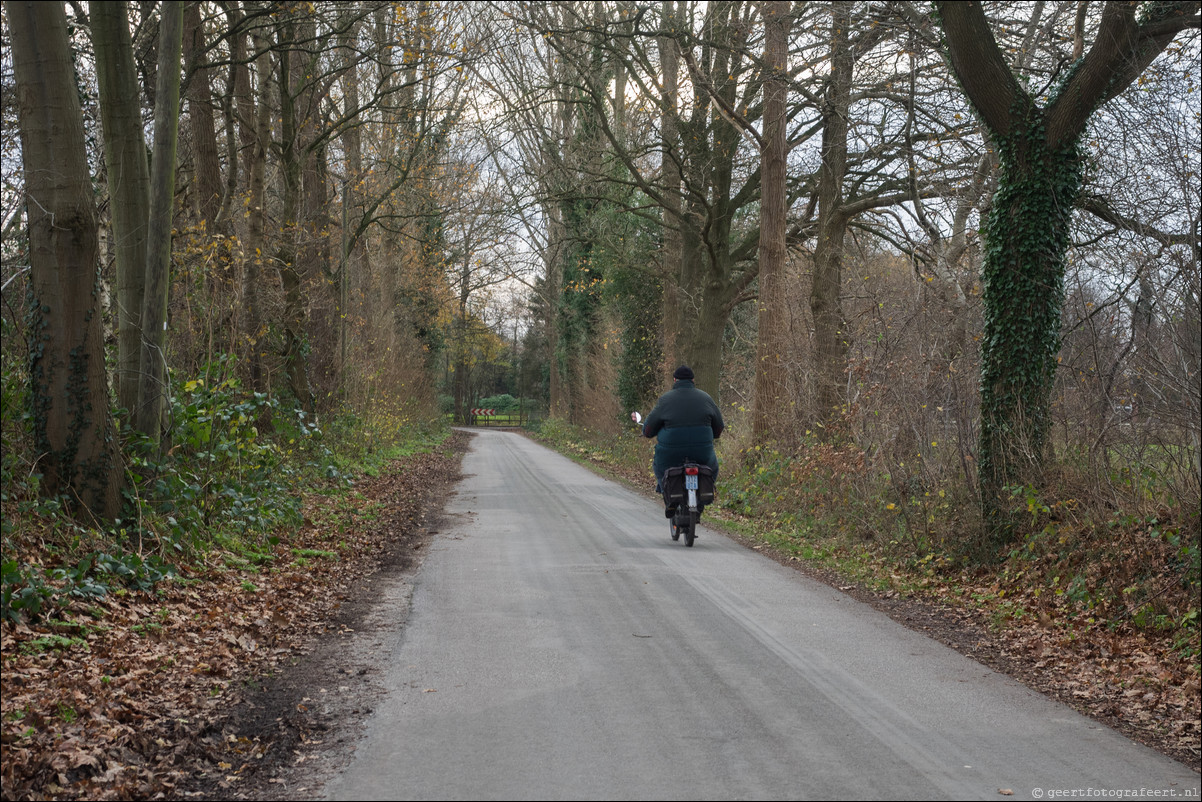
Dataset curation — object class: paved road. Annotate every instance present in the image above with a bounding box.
[323,430,1199,801]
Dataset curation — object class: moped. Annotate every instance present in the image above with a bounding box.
[632,412,715,547]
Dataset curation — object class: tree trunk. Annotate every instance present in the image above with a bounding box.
[547,22,573,420]
[92,0,151,416]
[275,22,314,412]
[810,1,852,429]
[680,286,729,401]
[338,11,369,391]
[296,12,327,407]
[752,0,791,444]
[8,0,124,521]
[239,22,272,394]
[658,0,683,373]
[976,141,1078,499]
[135,0,184,451]
[546,203,567,419]
[184,1,221,226]
[453,283,471,424]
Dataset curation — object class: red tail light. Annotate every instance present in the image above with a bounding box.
[685,466,699,476]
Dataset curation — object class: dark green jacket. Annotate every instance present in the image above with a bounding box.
[642,380,724,479]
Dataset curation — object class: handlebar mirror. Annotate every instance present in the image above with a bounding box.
[631,411,642,424]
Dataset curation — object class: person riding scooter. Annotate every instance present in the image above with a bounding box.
[641,365,724,515]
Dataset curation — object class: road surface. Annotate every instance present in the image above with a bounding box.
[323,430,1199,800]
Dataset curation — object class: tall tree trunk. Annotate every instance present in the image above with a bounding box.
[184,0,221,226]
[183,0,230,362]
[8,0,124,521]
[545,202,567,419]
[453,279,471,424]
[296,12,327,406]
[214,3,244,231]
[547,15,573,420]
[92,1,151,416]
[752,0,792,444]
[658,0,683,374]
[135,0,184,451]
[338,11,369,391]
[810,1,852,428]
[240,28,271,394]
[275,15,314,412]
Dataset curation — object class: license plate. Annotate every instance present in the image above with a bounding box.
[685,475,698,490]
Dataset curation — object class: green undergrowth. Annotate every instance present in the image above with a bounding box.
[533,419,1200,666]
[1,354,448,624]
[991,488,1200,659]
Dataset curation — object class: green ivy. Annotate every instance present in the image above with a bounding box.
[977,108,1083,530]
[2,549,176,623]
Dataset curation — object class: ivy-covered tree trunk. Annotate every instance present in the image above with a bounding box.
[937,0,1199,533]
[976,134,1079,502]
[8,0,124,521]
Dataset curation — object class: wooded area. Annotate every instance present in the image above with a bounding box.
[0,0,1199,793]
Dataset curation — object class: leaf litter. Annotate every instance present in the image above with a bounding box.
[1,432,467,801]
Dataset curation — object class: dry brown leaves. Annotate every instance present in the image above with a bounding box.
[982,589,1201,768]
[0,432,468,801]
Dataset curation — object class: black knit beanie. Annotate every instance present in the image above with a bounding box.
[673,365,694,381]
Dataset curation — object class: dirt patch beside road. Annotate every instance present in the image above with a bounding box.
[171,432,470,800]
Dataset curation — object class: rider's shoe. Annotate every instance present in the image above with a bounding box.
[664,504,677,518]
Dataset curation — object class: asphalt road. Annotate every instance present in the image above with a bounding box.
[323,430,1199,801]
